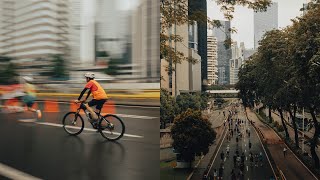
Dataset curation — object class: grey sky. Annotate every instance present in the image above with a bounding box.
[207,0,307,49]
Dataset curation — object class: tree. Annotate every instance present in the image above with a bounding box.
[0,62,18,85]
[160,88,177,127]
[171,109,216,162]
[288,2,320,168]
[104,58,125,76]
[50,54,68,79]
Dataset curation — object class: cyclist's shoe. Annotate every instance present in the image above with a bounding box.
[36,110,42,119]
[92,121,98,129]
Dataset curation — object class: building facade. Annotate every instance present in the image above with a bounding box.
[189,0,207,88]
[132,0,160,80]
[0,0,69,61]
[207,35,218,85]
[212,20,232,85]
[254,2,278,49]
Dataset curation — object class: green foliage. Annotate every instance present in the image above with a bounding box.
[104,58,125,75]
[0,62,18,85]
[171,109,216,162]
[175,92,209,114]
[50,54,68,79]
[160,88,177,125]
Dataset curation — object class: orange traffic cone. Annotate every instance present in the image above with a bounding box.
[101,100,116,115]
[43,100,59,112]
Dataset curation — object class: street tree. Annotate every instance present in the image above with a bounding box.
[160,88,177,127]
[171,109,216,163]
[288,2,320,168]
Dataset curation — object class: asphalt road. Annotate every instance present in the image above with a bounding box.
[0,102,159,180]
[208,107,274,180]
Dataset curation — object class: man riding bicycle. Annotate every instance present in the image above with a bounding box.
[75,73,108,128]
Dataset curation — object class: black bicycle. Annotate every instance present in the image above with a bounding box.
[62,101,125,141]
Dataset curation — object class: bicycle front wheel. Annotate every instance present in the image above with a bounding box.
[62,112,84,135]
[99,114,125,141]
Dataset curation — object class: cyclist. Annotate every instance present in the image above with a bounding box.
[75,72,108,128]
[21,76,42,118]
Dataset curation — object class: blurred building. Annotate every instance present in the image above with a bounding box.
[207,34,218,85]
[95,0,130,59]
[189,0,207,88]
[212,20,232,85]
[132,0,160,80]
[229,42,244,85]
[0,0,69,61]
[254,2,278,49]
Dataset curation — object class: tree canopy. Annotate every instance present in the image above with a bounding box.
[171,109,216,162]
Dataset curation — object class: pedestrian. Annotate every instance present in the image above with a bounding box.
[218,165,224,179]
[249,141,252,150]
[241,152,245,164]
[220,151,225,161]
[213,169,217,180]
[259,152,263,166]
[231,169,236,180]
[233,155,237,167]
[283,147,287,158]
[236,137,239,143]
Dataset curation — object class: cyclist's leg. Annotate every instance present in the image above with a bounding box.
[86,99,99,120]
[94,99,106,115]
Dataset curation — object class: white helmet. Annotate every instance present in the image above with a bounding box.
[22,76,33,82]
[84,72,95,79]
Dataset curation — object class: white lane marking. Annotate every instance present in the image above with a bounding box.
[40,122,143,138]
[246,157,247,161]
[0,163,42,180]
[245,144,246,146]
[18,119,37,123]
[21,122,144,138]
[115,113,157,119]
[245,149,246,153]
[247,166,248,171]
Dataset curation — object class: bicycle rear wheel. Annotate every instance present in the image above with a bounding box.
[99,114,125,141]
[62,112,84,135]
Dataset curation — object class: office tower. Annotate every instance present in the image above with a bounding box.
[213,20,232,85]
[254,2,278,49]
[207,35,218,85]
[189,0,207,88]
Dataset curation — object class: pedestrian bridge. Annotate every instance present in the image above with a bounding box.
[206,90,239,98]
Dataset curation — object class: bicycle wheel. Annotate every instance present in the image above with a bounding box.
[62,112,84,135]
[99,114,125,141]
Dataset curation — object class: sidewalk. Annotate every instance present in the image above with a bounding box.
[270,111,320,158]
[247,108,318,180]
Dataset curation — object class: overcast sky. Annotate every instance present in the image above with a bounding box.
[207,0,307,49]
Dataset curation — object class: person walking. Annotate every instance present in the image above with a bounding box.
[283,147,287,158]
[218,165,224,179]
[220,151,225,161]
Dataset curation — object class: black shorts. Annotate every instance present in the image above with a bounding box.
[88,99,107,110]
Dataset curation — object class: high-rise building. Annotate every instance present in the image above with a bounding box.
[254,2,278,49]
[207,34,218,85]
[0,0,69,61]
[132,0,160,80]
[189,0,207,88]
[212,20,232,85]
[230,42,243,85]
